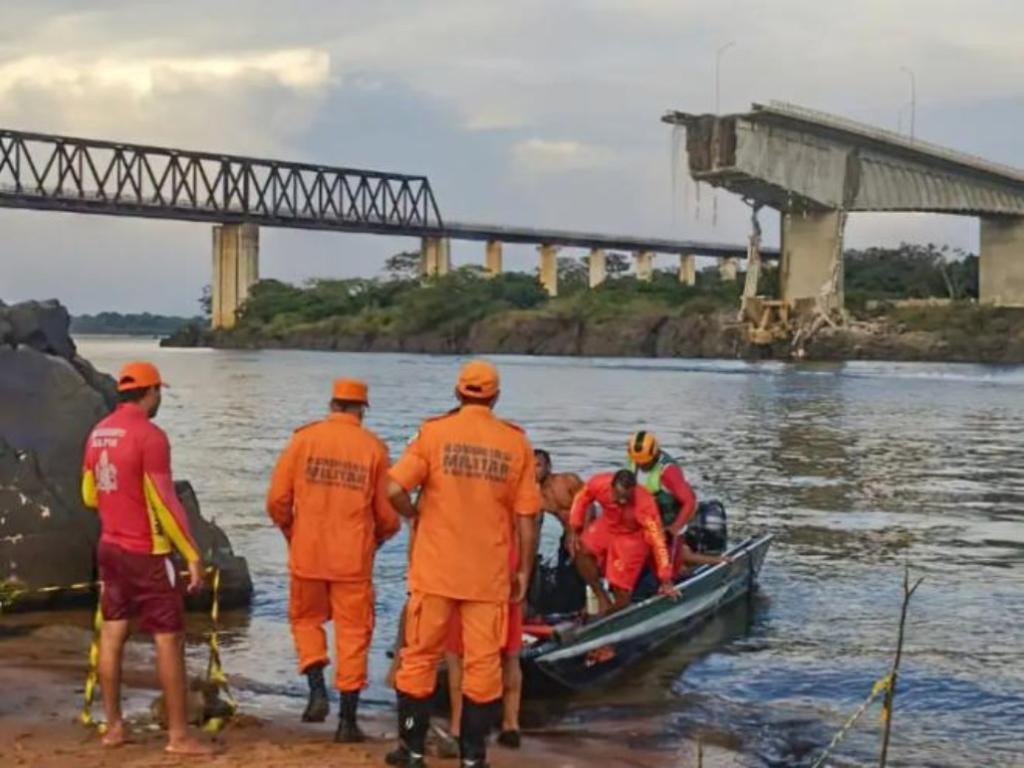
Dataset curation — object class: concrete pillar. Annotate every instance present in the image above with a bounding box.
[780,209,845,311]
[485,240,503,277]
[980,216,1024,306]
[539,244,559,297]
[211,223,259,330]
[679,254,697,286]
[719,257,738,282]
[588,249,607,288]
[635,250,655,282]
[420,236,451,277]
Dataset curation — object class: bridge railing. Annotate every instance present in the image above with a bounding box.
[0,129,444,232]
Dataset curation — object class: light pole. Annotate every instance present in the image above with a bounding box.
[900,65,916,140]
[715,41,736,113]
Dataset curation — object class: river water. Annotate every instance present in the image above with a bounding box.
[75,337,1024,767]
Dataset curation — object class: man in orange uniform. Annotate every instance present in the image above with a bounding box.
[567,470,678,614]
[81,362,213,756]
[387,360,541,768]
[267,378,400,743]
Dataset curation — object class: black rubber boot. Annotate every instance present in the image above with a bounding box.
[459,698,501,768]
[385,693,430,767]
[301,663,329,723]
[334,690,365,743]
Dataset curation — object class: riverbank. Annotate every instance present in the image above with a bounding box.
[163,301,1024,364]
[0,613,736,768]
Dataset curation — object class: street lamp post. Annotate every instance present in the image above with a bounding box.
[900,65,916,140]
[715,41,736,114]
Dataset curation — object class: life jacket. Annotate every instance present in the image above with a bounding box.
[629,450,681,529]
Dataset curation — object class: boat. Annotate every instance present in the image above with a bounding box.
[520,533,773,694]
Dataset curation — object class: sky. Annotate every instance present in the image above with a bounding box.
[1,0,1022,314]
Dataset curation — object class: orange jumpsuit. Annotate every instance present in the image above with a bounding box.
[267,412,400,692]
[390,405,541,704]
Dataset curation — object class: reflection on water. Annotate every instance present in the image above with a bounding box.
[72,339,1024,767]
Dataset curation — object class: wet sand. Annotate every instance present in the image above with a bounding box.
[0,619,739,768]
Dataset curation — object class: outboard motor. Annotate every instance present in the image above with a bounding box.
[684,500,728,554]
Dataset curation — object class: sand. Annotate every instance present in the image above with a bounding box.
[0,618,739,768]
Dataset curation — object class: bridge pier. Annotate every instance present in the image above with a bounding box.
[539,244,559,296]
[719,258,738,282]
[588,249,607,288]
[420,237,451,277]
[780,209,844,312]
[485,240,503,277]
[980,216,1024,307]
[635,251,655,282]
[211,223,259,330]
[679,254,697,286]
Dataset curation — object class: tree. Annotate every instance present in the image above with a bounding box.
[199,285,212,318]
[606,252,631,277]
[383,250,422,281]
[556,257,589,295]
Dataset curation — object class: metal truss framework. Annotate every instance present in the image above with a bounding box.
[0,128,444,234]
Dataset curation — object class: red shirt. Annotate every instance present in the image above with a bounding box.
[569,473,672,581]
[81,403,199,562]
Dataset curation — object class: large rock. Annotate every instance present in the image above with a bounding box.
[0,299,252,610]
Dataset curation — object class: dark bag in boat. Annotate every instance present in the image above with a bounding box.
[527,542,586,617]
[684,500,728,554]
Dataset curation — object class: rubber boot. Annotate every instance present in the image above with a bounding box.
[459,698,501,768]
[301,663,329,723]
[334,690,365,743]
[385,693,430,767]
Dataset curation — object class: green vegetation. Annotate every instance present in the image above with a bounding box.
[166,243,1021,363]
[72,312,201,335]
[230,254,744,343]
[844,243,978,311]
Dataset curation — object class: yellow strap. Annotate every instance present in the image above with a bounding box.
[78,597,104,728]
[75,566,237,732]
[203,568,237,731]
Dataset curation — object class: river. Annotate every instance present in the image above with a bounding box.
[74,337,1024,767]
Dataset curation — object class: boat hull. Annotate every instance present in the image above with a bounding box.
[521,533,772,694]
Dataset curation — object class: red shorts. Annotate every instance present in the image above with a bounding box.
[97,541,185,634]
[581,516,650,592]
[445,600,523,656]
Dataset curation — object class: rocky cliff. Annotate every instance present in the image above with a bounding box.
[0,300,252,610]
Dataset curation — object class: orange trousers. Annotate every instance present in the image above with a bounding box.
[289,576,374,692]
[395,591,507,703]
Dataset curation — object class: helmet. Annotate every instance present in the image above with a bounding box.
[627,431,659,466]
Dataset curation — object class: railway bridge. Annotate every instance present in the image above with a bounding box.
[0,128,772,328]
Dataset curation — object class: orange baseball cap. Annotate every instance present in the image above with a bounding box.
[456,359,500,399]
[332,378,369,405]
[116,361,167,392]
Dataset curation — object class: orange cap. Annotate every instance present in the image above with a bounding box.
[332,378,369,405]
[116,361,167,392]
[457,359,500,399]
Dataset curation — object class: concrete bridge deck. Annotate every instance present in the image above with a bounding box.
[663,101,1024,308]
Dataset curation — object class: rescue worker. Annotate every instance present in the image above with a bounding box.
[627,431,701,574]
[626,431,697,535]
[267,378,400,743]
[81,361,213,756]
[567,469,678,615]
[387,359,541,768]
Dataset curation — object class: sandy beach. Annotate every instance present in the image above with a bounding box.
[0,615,739,768]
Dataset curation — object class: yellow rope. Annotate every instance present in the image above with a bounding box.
[78,597,105,728]
[71,566,237,732]
[810,673,894,768]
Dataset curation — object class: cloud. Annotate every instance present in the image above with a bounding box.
[511,138,615,173]
[0,48,332,98]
